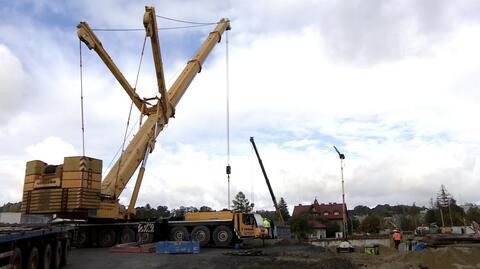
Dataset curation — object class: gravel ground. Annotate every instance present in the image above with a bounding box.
[64,243,358,269]
[65,241,480,269]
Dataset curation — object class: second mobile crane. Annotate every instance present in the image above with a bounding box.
[21,6,266,248]
[250,137,291,239]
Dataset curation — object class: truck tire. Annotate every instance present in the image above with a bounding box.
[41,244,52,269]
[138,232,154,244]
[212,226,233,247]
[98,229,116,247]
[191,226,210,246]
[51,241,62,269]
[27,246,39,269]
[10,247,22,269]
[120,228,136,244]
[60,239,71,266]
[169,226,189,241]
[76,230,89,248]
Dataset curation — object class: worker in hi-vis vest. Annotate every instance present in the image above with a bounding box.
[392,230,401,250]
[263,218,271,238]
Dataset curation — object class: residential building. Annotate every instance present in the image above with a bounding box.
[292,198,346,239]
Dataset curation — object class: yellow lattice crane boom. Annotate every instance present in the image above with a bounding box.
[22,6,231,221]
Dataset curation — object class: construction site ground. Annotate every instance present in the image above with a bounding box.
[64,239,480,269]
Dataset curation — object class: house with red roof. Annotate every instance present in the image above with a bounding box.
[292,198,346,239]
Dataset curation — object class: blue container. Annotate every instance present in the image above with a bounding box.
[155,241,200,254]
[414,242,427,251]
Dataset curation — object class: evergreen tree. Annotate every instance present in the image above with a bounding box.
[278,197,290,221]
[436,184,452,226]
[232,191,254,212]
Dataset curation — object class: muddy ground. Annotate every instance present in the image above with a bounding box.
[64,241,480,269]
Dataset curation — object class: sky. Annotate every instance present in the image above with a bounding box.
[1,0,480,213]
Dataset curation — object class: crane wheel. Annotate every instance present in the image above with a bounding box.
[98,229,116,247]
[27,246,39,269]
[76,230,89,248]
[51,241,62,269]
[120,228,136,244]
[169,226,189,241]
[41,244,52,269]
[212,226,233,247]
[191,226,211,246]
[60,239,71,266]
[138,232,154,244]
[10,247,22,269]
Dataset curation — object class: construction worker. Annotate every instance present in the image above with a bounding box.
[392,230,401,250]
[263,218,271,238]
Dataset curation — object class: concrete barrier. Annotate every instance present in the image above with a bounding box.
[311,236,391,248]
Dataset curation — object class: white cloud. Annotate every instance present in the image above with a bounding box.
[25,137,78,164]
[0,44,30,124]
[1,0,480,213]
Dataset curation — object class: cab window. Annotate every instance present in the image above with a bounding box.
[242,214,254,225]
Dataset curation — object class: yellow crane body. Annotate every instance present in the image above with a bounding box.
[21,7,231,222]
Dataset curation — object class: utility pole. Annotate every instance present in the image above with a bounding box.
[334,146,348,240]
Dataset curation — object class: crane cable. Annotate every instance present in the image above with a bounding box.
[114,35,148,186]
[79,40,86,157]
[92,15,216,32]
[91,24,216,32]
[225,31,231,209]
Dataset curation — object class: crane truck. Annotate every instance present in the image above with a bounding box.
[20,6,266,248]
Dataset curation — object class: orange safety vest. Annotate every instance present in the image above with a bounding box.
[392,232,401,241]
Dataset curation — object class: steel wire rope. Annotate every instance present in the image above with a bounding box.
[225,30,231,209]
[111,35,147,187]
[155,14,215,25]
[91,24,216,32]
[79,40,86,156]
[105,117,140,172]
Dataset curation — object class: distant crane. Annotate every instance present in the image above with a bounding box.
[250,137,285,225]
[333,146,349,242]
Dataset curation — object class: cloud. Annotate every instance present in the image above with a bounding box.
[1,0,480,213]
[0,160,26,203]
[25,136,78,164]
[0,45,30,124]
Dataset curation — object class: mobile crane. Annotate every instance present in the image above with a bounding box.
[249,137,285,226]
[21,7,266,248]
[249,137,291,239]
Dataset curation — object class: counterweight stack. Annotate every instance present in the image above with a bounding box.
[22,157,102,217]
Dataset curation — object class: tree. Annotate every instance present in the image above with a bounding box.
[353,205,370,216]
[199,206,213,212]
[326,221,340,238]
[278,197,290,221]
[400,215,417,231]
[437,184,452,226]
[288,212,314,241]
[135,204,158,219]
[360,215,381,233]
[255,210,277,221]
[232,191,254,212]
[466,207,480,223]
[425,185,466,227]
[156,205,170,218]
[170,206,187,218]
[0,202,21,213]
[348,217,360,234]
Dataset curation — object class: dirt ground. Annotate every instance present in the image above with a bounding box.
[64,241,480,269]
